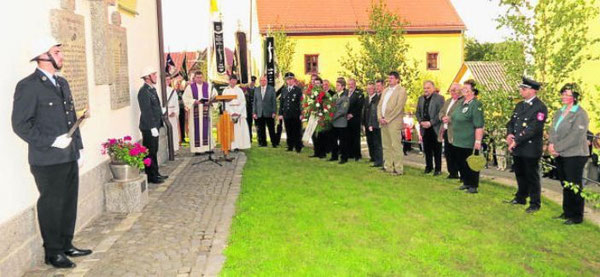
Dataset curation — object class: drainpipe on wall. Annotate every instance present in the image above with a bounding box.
[156,0,175,161]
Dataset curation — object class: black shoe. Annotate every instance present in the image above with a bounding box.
[458,185,468,190]
[447,175,460,179]
[64,247,93,257]
[504,199,526,205]
[553,213,567,220]
[355,158,361,162]
[339,159,348,164]
[259,145,267,147]
[466,187,478,194]
[149,178,164,184]
[424,168,433,174]
[158,175,169,180]
[328,158,338,162]
[525,206,540,213]
[564,219,583,225]
[45,253,76,268]
[309,155,319,158]
[433,171,442,176]
[272,145,278,148]
[286,148,293,152]
[371,164,383,168]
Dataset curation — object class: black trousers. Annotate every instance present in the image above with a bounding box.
[443,131,460,177]
[556,156,588,221]
[312,131,327,157]
[179,106,186,141]
[256,117,276,147]
[30,161,79,256]
[321,129,332,154]
[455,146,480,188]
[513,156,542,207]
[247,115,253,141]
[423,127,442,172]
[141,129,160,180]
[331,127,349,161]
[284,118,303,152]
[365,127,383,165]
[347,120,362,159]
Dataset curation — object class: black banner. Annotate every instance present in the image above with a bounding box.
[235,32,250,84]
[213,21,226,74]
[265,37,275,87]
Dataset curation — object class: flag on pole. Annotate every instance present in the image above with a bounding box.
[165,53,175,74]
[210,0,219,14]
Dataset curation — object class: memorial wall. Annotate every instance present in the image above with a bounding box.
[0,0,163,275]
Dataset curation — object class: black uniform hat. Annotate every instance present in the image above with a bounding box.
[519,76,541,90]
[284,72,295,79]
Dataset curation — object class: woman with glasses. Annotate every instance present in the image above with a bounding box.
[548,83,590,225]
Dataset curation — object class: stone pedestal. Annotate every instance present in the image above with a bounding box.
[104,175,148,213]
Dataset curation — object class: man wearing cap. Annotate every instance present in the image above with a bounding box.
[138,66,168,184]
[279,72,303,152]
[505,77,548,213]
[12,37,91,268]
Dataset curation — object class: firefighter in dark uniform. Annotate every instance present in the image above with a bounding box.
[11,37,92,268]
[505,77,548,213]
[138,67,169,184]
[278,72,303,152]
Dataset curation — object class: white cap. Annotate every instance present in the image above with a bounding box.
[140,66,157,79]
[30,36,61,61]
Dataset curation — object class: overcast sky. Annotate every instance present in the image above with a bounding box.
[162,0,511,51]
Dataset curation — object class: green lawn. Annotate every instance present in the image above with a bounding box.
[222,146,600,276]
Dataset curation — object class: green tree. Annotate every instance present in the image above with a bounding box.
[339,0,420,91]
[268,28,296,79]
[497,0,600,111]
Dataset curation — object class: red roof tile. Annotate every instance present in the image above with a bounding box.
[257,0,466,34]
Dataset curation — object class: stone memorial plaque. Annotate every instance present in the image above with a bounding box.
[90,0,110,85]
[109,25,130,109]
[50,9,89,112]
[61,0,75,11]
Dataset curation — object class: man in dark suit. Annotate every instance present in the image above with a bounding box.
[346,79,365,160]
[505,77,548,213]
[138,67,168,184]
[309,77,328,158]
[253,75,277,147]
[12,37,92,268]
[245,76,256,141]
[278,72,303,152]
[416,80,445,175]
[363,82,383,167]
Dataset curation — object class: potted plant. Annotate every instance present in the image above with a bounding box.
[102,136,151,181]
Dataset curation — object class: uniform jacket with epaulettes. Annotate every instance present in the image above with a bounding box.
[506,97,548,158]
[138,83,164,131]
[278,85,302,119]
[12,69,83,166]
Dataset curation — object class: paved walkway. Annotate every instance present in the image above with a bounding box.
[24,150,246,277]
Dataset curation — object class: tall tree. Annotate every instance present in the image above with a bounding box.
[339,0,420,94]
[497,0,599,110]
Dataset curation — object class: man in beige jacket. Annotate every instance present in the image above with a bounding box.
[377,71,408,175]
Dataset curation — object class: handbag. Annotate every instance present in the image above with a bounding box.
[467,150,486,172]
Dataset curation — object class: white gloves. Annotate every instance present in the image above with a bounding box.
[161,107,167,114]
[151,128,159,137]
[51,133,72,149]
[78,150,84,168]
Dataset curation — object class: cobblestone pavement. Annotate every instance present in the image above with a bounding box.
[24,150,246,277]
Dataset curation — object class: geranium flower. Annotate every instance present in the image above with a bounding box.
[123,136,132,141]
[143,158,152,166]
[109,139,117,145]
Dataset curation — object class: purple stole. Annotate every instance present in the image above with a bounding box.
[191,82,210,147]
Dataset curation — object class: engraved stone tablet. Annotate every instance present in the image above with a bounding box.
[109,25,130,109]
[50,9,89,112]
[90,0,110,85]
[61,0,75,11]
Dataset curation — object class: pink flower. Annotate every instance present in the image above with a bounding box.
[129,148,140,156]
[123,136,132,141]
[143,158,152,166]
[109,139,117,145]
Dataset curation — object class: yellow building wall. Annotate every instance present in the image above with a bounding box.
[287,33,464,93]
